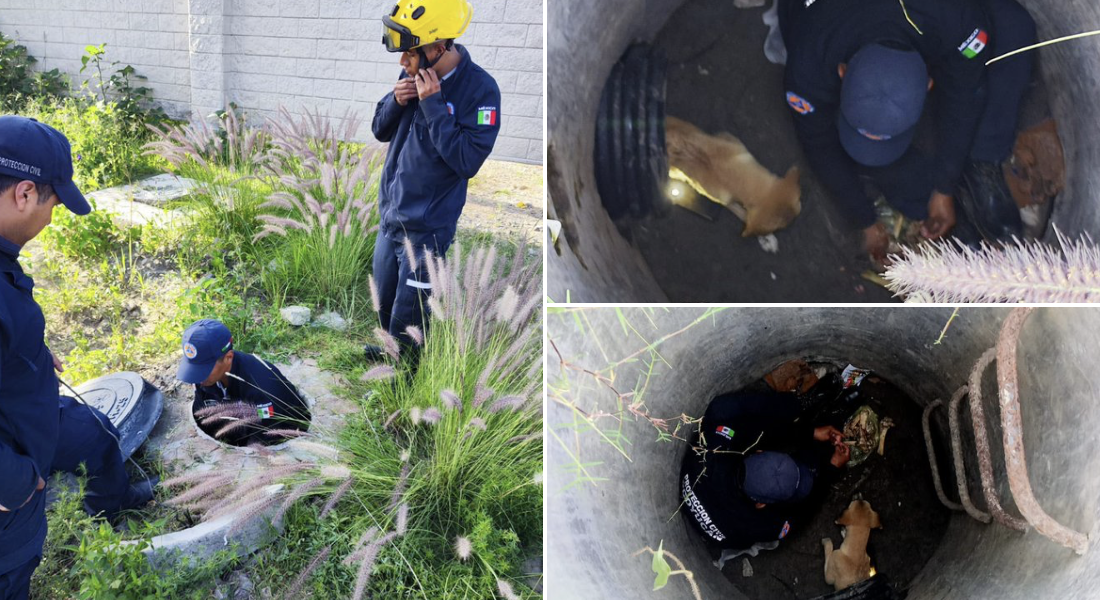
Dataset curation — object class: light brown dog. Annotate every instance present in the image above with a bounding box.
[665,116,802,237]
[822,499,882,592]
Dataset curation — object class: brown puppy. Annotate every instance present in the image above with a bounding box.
[822,499,882,591]
[665,116,802,237]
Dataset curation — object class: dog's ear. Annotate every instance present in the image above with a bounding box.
[783,166,800,184]
[870,510,883,529]
[835,511,853,527]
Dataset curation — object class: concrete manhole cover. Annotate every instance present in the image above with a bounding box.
[69,371,164,459]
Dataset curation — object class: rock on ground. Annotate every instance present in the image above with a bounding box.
[313,311,348,331]
[279,306,311,326]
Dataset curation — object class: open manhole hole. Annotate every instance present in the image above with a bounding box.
[679,362,948,599]
[188,358,313,448]
[548,0,1079,304]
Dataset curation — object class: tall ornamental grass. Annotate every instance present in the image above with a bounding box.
[144,107,271,250]
[165,242,542,599]
[255,108,381,313]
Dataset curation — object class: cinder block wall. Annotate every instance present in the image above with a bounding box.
[0,0,544,164]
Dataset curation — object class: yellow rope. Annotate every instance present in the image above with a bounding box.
[899,0,924,35]
[985,29,1100,65]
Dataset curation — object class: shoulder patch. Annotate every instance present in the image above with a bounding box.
[786,92,815,115]
[959,28,989,59]
[778,521,791,539]
[476,106,497,126]
[715,425,735,440]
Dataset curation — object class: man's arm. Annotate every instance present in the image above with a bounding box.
[418,76,502,179]
[0,345,45,512]
[786,88,878,229]
[929,8,992,195]
[372,74,413,143]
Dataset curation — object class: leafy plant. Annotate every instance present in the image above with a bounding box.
[20,97,164,191]
[0,32,67,110]
[80,43,167,126]
[39,198,124,260]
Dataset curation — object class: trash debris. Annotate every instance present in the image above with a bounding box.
[842,405,895,467]
[734,0,767,6]
[742,558,754,578]
[840,364,870,389]
[758,233,779,254]
[765,359,819,394]
[771,272,778,281]
[1004,119,1064,209]
[697,65,710,76]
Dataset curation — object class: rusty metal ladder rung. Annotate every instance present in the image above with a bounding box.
[921,308,1089,555]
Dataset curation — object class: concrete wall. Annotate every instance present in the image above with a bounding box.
[546,0,1100,301]
[547,307,1100,599]
[0,0,544,164]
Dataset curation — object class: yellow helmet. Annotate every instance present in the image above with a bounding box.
[382,0,473,53]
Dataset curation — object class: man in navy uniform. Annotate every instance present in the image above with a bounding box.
[0,116,153,600]
[680,388,850,567]
[365,0,501,361]
[177,319,310,446]
[779,0,1038,262]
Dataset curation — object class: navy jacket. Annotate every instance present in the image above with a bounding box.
[783,0,990,228]
[0,236,59,572]
[192,351,310,446]
[680,389,838,550]
[371,45,501,241]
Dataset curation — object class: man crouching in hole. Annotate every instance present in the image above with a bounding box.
[176,319,310,447]
[680,386,850,569]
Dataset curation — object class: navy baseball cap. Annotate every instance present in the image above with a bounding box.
[742,452,815,505]
[837,44,929,167]
[177,319,234,384]
[0,116,91,215]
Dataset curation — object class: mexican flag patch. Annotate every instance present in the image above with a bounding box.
[960,29,988,59]
[477,107,497,126]
[257,404,275,419]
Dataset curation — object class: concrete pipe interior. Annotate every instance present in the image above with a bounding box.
[547,0,1100,303]
[547,308,1100,599]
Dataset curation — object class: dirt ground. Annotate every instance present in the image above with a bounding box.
[461,158,545,247]
[687,371,952,599]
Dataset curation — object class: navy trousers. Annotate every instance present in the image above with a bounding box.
[0,555,38,600]
[372,229,453,348]
[51,396,142,519]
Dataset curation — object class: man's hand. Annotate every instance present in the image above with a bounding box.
[1,477,45,512]
[51,352,64,373]
[831,443,851,468]
[863,222,890,265]
[921,191,956,239]
[415,67,441,101]
[813,425,842,443]
[394,79,418,107]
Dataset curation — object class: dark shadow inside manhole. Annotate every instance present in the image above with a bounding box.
[681,363,951,600]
